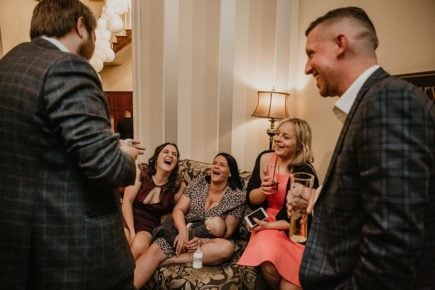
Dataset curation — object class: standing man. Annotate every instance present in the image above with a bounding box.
[0,0,144,289]
[291,6,434,289]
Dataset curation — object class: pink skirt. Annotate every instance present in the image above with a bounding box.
[237,228,304,286]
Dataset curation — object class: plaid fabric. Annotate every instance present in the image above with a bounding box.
[300,68,435,289]
[0,37,136,289]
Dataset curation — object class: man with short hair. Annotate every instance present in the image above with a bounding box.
[290,6,434,289]
[0,0,144,289]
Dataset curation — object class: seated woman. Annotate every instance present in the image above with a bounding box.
[237,118,319,290]
[121,142,186,260]
[133,153,246,289]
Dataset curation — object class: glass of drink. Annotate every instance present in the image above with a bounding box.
[267,164,279,194]
[288,172,314,243]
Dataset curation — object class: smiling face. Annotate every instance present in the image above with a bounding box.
[209,155,231,185]
[156,144,179,173]
[274,121,298,161]
[304,25,341,97]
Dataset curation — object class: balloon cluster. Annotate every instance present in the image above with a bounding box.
[89,0,131,72]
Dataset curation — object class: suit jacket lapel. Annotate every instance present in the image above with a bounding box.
[319,67,389,196]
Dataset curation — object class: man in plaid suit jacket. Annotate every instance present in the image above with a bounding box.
[0,1,144,289]
[292,7,434,290]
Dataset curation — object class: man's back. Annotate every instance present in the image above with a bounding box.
[0,37,135,290]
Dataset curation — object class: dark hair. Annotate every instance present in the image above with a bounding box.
[305,6,378,49]
[215,152,243,190]
[148,143,180,189]
[30,0,97,40]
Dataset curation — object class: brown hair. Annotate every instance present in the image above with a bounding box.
[276,117,314,165]
[30,0,97,40]
[305,6,378,50]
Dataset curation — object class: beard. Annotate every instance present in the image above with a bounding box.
[78,35,95,60]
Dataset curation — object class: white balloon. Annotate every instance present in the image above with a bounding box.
[113,2,128,14]
[93,48,105,61]
[97,18,107,30]
[107,15,124,33]
[100,29,112,41]
[103,6,116,18]
[104,48,116,63]
[90,57,104,72]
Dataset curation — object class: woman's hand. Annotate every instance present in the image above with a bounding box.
[184,237,200,252]
[260,175,278,195]
[173,229,188,256]
[251,218,269,232]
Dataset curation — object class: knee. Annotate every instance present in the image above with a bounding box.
[220,240,235,259]
[131,239,149,258]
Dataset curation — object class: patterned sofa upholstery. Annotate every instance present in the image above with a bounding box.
[144,159,268,290]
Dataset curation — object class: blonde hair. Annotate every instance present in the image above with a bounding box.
[276,117,314,165]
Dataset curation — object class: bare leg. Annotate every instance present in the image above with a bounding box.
[161,252,193,265]
[261,261,280,290]
[201,238,234,265]
[280,279,301,290]
[130,231,152,260]
[133,243,167,289]
[162,238,234,266]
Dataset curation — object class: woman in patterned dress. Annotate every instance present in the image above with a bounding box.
[122,143,186,260]
[133,153,246,289]
[237,118,319,290]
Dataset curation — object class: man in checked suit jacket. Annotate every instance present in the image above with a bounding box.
[287,7,434,290]
[0,0,145,289]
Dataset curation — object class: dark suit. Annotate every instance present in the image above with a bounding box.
[0,38,136,289]
[300,68,435,289]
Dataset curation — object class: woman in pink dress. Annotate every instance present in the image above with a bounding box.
[238,118,319,290]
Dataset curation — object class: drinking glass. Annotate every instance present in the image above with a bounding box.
[267,164,279,194]
[288,172,314,243]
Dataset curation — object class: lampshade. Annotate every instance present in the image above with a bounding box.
[251,90,289,119]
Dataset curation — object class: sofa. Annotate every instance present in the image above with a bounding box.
[144,159,268,290]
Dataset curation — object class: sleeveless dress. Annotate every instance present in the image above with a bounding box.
[237,154,305,286]
[132,164,182,233]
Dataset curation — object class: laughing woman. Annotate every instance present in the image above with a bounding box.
[237,118,319,290]
[133,153,246,289]
[122,143,186,260]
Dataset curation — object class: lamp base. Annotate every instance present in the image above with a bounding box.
[266,118,277,150]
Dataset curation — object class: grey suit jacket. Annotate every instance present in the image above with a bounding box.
[300,68,435,289]
[0,38,136,289]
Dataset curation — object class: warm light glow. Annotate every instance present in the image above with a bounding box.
[252,90,289,119]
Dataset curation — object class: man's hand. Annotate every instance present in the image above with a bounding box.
[287,186,321,217]
[120,139,145,160]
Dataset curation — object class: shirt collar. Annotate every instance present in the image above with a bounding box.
[41,36,70,53]
[333,65,380,123]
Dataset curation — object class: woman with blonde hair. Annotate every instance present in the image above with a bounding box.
[238,118,319,290]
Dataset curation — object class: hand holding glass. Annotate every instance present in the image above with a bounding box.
[288,172,314,243]
[262,164,279,195]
